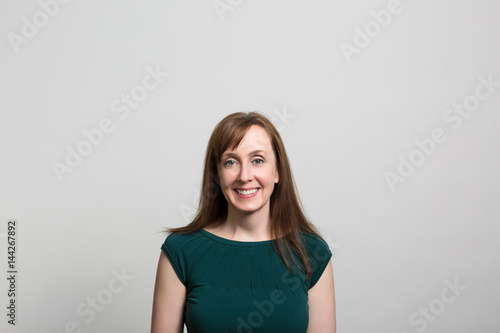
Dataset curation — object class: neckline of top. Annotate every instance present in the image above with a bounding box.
[199,228,278,247]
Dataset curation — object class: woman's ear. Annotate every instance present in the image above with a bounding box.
[275,172,279,183]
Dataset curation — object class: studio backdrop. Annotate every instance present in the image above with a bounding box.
[1,0,499,332]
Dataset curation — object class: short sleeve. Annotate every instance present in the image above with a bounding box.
[161,233,188,286]
[304,234,332,290]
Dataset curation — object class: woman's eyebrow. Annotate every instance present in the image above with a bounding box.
[222,150,267,158]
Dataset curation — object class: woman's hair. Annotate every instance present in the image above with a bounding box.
[167,111,323,280]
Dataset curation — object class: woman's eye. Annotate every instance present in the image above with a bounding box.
[224,160,236,166]
[253,159,264,165]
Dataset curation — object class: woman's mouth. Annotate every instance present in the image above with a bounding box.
[234,188,259,198]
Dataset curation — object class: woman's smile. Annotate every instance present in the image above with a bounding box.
[234,187,260,198]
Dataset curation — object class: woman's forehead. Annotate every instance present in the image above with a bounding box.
[225,126,273,154]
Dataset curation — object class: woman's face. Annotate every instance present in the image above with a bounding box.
[217,125,279,217]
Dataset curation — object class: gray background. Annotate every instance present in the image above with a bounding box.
[1,0,499,332]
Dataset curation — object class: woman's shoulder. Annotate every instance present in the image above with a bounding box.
[299,232,332,289]
[165,229,202,241]
[301,232,330,248]
[162,229,205,252]
[300,232,332,261]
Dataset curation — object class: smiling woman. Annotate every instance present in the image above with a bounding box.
[217,125,280,226]
[151,111,336,333]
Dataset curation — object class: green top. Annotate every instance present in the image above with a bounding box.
[161,228,332,333]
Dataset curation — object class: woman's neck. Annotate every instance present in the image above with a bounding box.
[208,206,273,242]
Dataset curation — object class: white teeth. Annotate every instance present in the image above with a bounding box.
[235,188,258,195]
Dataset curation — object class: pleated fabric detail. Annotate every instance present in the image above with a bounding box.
[183,232,286,293]
[160,228,332,333]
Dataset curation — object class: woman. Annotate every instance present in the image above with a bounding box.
[151,111,336,332]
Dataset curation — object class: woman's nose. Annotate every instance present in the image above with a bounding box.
[237,163,252,182]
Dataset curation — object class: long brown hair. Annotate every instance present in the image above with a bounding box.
[167,111,322,280]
